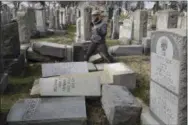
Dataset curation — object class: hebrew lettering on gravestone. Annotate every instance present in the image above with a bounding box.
[150,29,187,125]
[42,62,88,77]
[39,73,101,96]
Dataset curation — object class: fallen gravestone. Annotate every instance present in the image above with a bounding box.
[27,47,51,62]
[30,79,40,96]
[41,62,88,77]
[87,62,97,72]
[104,62,136,90]
[89,54,103,63]
[39,73,101,96]
[148,29,187,125]
[109,45,143,56]
[30,71,111,96]
[7,97,87,125]
[32,42,72,59]
[95,63,108,71]
[101,85,142,125]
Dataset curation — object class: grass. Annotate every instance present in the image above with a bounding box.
[1,24,150,125]
[31,25,76,44]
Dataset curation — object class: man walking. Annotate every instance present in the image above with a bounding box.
[85,10,115,62]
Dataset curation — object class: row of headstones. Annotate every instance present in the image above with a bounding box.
[7,61,142,125]
[109,9,187,56]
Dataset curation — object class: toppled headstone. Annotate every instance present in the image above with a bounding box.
[87,63,97,72]
[150,29,187,125]
[104,62,136,90]
[142,37,151,55]
[39,73,101,96]
[95,63,108,71]
[27,47,51,62]
[109,45,143,56]
[156,10,178,30]
[7,97,87,125]
[89,54,103,63]
[42,62,88,77]
[32,42,71,58]
[30,79,40,96]
[101,85,142,125]
[0,73,8,93]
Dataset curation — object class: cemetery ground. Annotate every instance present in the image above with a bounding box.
[1,25,150,124]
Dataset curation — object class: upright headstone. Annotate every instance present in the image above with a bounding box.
[42,62,88,77]
[132,10,148,44]
[156,10,179,30]
[55,9,61,30]
[7,97,87,125]
[27,8,37,37]
[39,73,101,96]
[80,6,92,42]
[149,29,187,125]
[111,8,120,39]
[17,10,30,44]
[177,12,187,29]
[35,8,47,36]
[119,19,133,44]
[75,18,81,42]
[48,9,55,29]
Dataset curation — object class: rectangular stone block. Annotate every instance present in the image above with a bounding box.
[87,63,97,72]
[156,10,178,30]
[104,63,136,90]
[42,62,88,77]
[0,73,8,93]
[7,97,87,125]
[150,29,187,125]
[119,19,133,45]
[133,10,148,43]
[32,42,70,58]
[95,63,108,71]
[27,47,51,62]
[101,85,142,125]
[109,45,143,56]
[89,54,103,63]
[30,79,40,96]
[39,73,101,96]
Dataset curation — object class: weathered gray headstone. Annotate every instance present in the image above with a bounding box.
[7,97,87,125]
[142,37,151,55]
[42,62,88,77]
[156,10,178,30]
[102,85,142,125]
[32,42,70,58]
[80,7,92,41]
[75,17,81,43]
[17,10,31,44]
[48,9,55,29]
[27,47,51,62]
[39,73,101,96]
[109,45,143,56]
[87,63,97,72]
[119,19,133,44]
[0,73,8,94]
[27,8,37,37]
[35,8,47,36]
[111,8,120,39]
[89,54,103,63]
[133,10,148,44]
[177,12,187,29]
[30,79,40,96]
[95,63,108,71]
[149,29,187,125]
[1,22,20,58]
[103,62,136,90]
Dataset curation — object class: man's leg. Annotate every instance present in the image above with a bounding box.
[85,42,98,61]
[98,43,115,63]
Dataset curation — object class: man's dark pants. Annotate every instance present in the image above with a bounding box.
[85,42,115,62]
